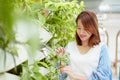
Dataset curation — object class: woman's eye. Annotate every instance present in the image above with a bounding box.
[77,28,81,30]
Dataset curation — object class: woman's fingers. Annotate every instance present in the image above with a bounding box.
[56,47,65,56]
[61,47,65,53]
[60,66,72,74]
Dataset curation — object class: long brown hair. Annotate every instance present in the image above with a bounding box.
[75,10,101,47]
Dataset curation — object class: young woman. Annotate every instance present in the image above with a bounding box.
[56,10,112,80]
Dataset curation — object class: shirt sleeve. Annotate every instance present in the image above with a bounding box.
[88,44,112,80]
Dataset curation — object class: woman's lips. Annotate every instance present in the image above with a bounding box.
[80,35,86,38]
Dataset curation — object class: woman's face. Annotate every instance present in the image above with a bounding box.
[77,19,92,42]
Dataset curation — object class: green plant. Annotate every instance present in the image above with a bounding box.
[15,0,84,48]
[17,0,85,80]
[0,0,18,70]
[20,48,70,80]
[44,0,84,48]
[0,0,42,75]
[45,51,70,80]
[20,61,47,80]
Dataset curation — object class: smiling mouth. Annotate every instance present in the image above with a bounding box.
[80,35,86,38]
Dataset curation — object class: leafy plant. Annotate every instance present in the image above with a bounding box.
[0,0,42,74]
[20,61,47,80]
[44,0,84,48]
[20,48,70,80]
[16,0,85,80]
[15,0,84,48]
[0,0,18,70]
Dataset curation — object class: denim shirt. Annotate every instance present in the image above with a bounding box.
[59,44,112,80]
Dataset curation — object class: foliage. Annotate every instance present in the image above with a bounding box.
[0,0,41,73]
[15,0,84,48]
[0,0,18,69]
[44,0,84,48]
[44,48,70,80]
[21,49,70,80]
[0,0,84,79]
[18,0,84,80]
[20,61,47,80]
[0,0,15,52]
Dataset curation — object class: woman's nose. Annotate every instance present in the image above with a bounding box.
[80,29,85,34]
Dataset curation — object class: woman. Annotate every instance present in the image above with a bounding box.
[56,10,112,80]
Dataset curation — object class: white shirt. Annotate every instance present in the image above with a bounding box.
[65,41,103,80]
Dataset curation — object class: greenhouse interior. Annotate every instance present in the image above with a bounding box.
[0,0,120,80]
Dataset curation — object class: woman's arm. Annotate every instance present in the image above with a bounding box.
[88,44,112,80]
[60,66,87,80]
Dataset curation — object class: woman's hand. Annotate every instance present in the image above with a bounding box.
[55,47,65,56]
[60,66,74,78]
[60,66,72,74]
[60,66,88,80]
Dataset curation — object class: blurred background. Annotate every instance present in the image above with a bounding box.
[0,0,120,80]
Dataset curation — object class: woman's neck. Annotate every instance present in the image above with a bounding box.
[82,41,89,47]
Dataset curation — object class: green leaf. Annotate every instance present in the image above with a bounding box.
[38,62,49,68]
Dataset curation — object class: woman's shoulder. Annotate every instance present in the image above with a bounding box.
[98,42,109,57]
[90,42,107,56]
[99,42,108,50]
[93,42,107,49]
